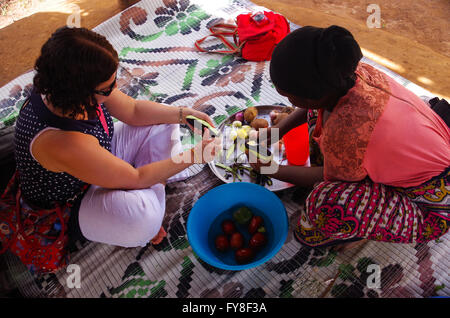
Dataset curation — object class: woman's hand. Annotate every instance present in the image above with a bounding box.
[244,147,279,175]
[251,127,281,148]
[253,109,305,147]
[181,107,216,132]
[191,128,221,164]
[247,158,278,175]
[271,111,290,126]
[257,111,290,145]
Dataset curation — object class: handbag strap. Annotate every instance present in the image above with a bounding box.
[210,23,238,36]
[0,172,19,254]
[14,187,67,248]
[194,23,245,55]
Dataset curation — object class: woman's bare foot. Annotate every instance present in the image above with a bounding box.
[151,226,167,245]
[332,239,368,252]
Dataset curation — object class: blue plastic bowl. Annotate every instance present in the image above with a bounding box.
[187,182,288,270]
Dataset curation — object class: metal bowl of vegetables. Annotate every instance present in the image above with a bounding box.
[208,105,295,191]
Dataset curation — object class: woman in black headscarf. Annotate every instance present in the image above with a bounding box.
[252,25,450,249]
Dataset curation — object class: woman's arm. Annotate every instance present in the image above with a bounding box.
[270,164,324,188]
[273,107,308,138]
[104,89,214,127]
[246,147,323,188]
[257,107,308,145]
[32,129,216,189]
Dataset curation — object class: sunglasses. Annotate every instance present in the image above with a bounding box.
[94,77,116,96]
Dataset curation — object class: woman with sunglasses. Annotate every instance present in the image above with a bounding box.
[12,26,218,252]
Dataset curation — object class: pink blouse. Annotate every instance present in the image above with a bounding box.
[313,63,450,187]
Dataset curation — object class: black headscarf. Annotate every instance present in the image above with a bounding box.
[269,25,363,100]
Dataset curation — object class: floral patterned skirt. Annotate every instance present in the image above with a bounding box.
[294,110,450,247]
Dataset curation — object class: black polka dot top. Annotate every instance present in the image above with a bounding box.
[14,90,114,207]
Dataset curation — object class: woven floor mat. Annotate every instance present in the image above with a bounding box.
[6,166,449,298]
[0,0,448,298]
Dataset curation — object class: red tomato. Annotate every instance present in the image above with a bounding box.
[235,248,254,264]
[215,234,230,252]
[248,215,264,234]
[249,232,267,250]
[229,232,244,250]
[221,220,236,235]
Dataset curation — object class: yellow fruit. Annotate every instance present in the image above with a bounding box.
[237,128,248,139]
[229,129,238,141]
[232,120,242,128]
[241,125,252,132]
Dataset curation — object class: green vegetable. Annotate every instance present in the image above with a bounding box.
[264,176,273,186]
[257,226,266,233]
[215,162,242,182]
[233,206,253,225]
[226,143,235,160]
[215,162,233,173]
[185,115,220,136]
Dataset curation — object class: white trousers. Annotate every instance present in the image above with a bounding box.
[78,122,189,247]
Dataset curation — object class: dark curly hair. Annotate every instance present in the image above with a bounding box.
[33,26,119,118]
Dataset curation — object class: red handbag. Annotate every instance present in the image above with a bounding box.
[0,172,86,273]
[195,11,290,61]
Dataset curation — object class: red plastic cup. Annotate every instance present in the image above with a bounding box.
[282,123,309,166]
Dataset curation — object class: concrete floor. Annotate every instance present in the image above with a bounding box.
[0,0,449,99]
